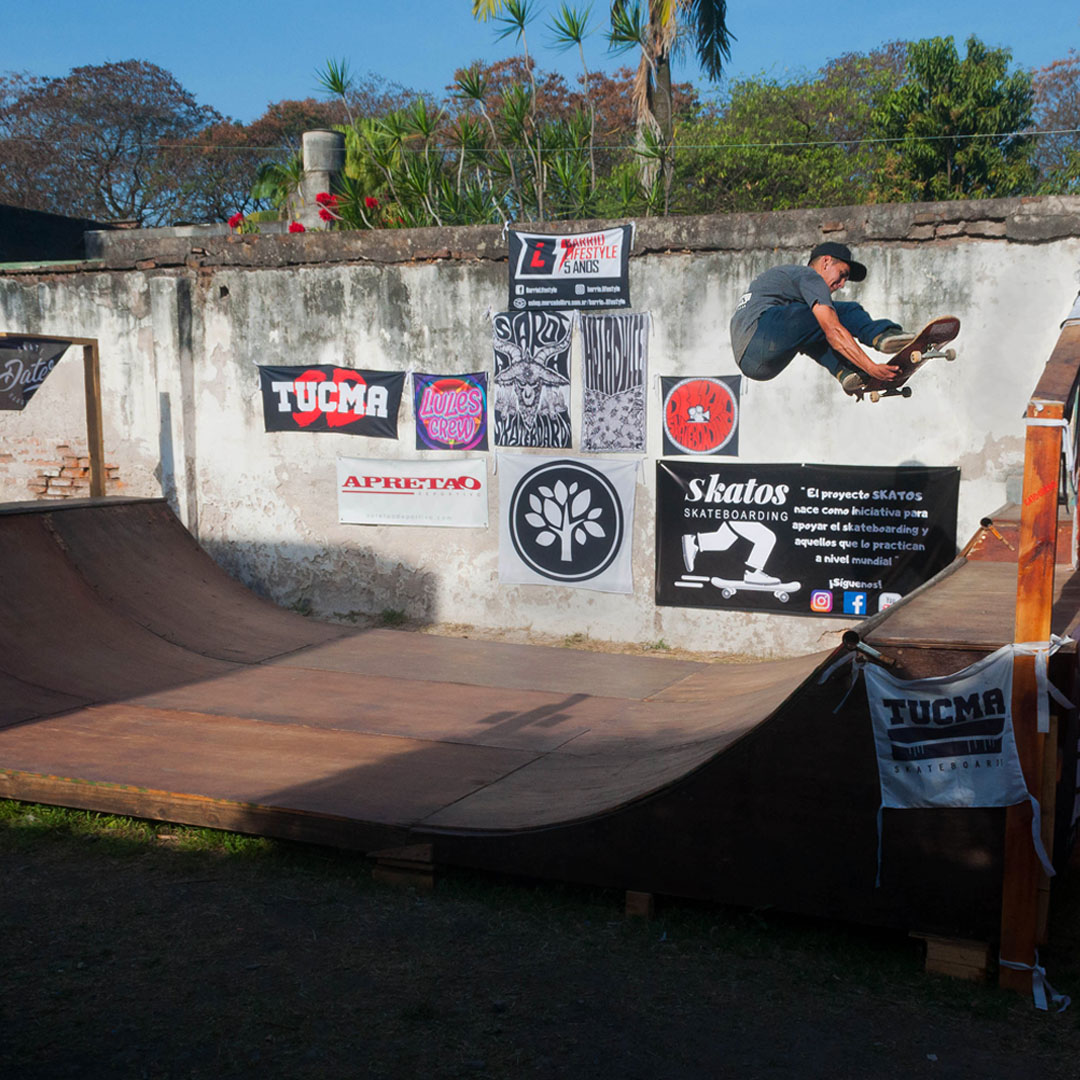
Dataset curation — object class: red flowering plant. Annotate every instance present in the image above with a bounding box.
[315,191,342,224]
[226,210,260,235]
[288,221,306,233]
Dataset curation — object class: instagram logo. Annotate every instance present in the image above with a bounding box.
[810,590,833,613]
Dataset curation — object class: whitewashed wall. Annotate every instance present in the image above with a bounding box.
[2,199,1079,656]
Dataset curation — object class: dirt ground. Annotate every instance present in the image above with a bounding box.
[3,807,1080,1080]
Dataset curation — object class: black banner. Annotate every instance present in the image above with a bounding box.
[0,337,71,411]
[259,365,403,437]
[508,225,632,311]
[656,462,960,617]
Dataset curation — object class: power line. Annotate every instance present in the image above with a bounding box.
[1,127,1078,155]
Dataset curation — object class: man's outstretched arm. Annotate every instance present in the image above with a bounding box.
[812,303,898,381]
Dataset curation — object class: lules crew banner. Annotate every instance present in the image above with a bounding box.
[656,462,959,616]
[508,225,632,311]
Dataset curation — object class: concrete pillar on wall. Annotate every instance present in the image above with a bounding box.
[292,130,346,231]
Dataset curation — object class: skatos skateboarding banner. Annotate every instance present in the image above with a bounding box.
[656,462,959,615]
[661,376,741,456]
[413,373,488,451]
[581,313,649,453]
[492,311,573,449]
[260,365,404,437]
[338,457,488,528]
[0,337,72,411]
[498,453,637,593]
[508,225,632,311]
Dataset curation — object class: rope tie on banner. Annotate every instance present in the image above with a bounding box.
[1013,636,1075,733]
[817,650,864,712]
[1025,415,1077,480]
[999,951,1071,1012]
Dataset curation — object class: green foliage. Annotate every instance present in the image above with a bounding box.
[871,35,1036,201]
[674,48,903,214]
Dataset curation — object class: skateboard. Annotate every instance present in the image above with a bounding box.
[847,315,960,402]
[709,577,801,603]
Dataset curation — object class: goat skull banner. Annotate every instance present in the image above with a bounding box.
[492,311,573,449]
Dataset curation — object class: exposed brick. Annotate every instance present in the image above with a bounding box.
[59,467,85,478]
[62,455,79,467]
[25,483,47,495]
[908,225,935,240]
[0,452,13,463]
[965,220,1007,238]
[49,477,73,488]
[77,457,90,468]
[40,467,61,478]
[935,223,966,238]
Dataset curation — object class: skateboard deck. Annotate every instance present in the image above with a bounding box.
[709,577,801,602]
[848,315,960,402]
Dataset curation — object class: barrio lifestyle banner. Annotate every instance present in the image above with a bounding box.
[0,337,71,411]
[337,457,488,528]
[498,453,637,594]
[656,462,959,616]
[260,365,404,437]
[508,225,632,311]
[413,372,488,451]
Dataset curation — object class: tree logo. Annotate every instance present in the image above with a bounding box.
[508,461,624,581]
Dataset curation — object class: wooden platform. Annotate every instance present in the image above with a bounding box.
[1,498,1077,939]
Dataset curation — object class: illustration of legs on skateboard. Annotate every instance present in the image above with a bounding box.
[679,521,801,602]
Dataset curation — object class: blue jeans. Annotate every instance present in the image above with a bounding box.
[738,302,899,381]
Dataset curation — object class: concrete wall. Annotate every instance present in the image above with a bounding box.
[2,197,1079,656]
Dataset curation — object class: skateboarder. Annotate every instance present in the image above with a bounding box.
[730,242,913,393]
[682,520,781,586]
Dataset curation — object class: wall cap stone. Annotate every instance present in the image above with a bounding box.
[2,196,1076,277]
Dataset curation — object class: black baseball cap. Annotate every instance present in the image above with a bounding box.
[809,242,867,282]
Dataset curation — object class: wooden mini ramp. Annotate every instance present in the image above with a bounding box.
[0,496,1077,941]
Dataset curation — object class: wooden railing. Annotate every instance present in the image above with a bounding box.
[0,333,104,497]
[1000,301,1080,992]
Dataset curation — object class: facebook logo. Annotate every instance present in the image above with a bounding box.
[843,591,868,615]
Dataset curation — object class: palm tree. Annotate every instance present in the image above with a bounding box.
[472,1,733,206]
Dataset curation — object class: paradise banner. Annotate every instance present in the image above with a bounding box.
[413,372,488,451]
[498,453,637,594]
[655,461,959,616]
[492,310,573,449]
[581,312,649,453]
[661,375,741,457]
[337,456,488,528]
[259,365,404,437]
[508,224,632,311]
[0,337,71,411]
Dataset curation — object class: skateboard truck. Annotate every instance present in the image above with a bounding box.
[842,630,898,667]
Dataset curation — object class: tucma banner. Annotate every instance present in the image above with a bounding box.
[656,462,959,616]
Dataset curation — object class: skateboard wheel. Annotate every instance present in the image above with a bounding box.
[945,348,956,361]
[776,591,790,603]
[911,350,922,365]
[721,587,735,599]
[869,391,880,403]
[901,386,912,398]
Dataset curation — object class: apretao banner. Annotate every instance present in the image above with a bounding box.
[508,225,632,310]
[656,462,959,616]
[0,337,71,411]
[337,457,488,528]
[260,365,404,437]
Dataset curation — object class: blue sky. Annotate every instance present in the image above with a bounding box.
[3,2,1078,123]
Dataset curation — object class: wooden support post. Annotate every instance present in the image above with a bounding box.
[82,340,105,497]
[370,843,436,891]
[1000,405,1062,992]
[625,890,655,919]
[911,933,990,982]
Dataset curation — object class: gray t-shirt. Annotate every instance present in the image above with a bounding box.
[729,265,833,364]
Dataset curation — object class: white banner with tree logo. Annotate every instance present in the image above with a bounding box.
[497,453,637,593]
